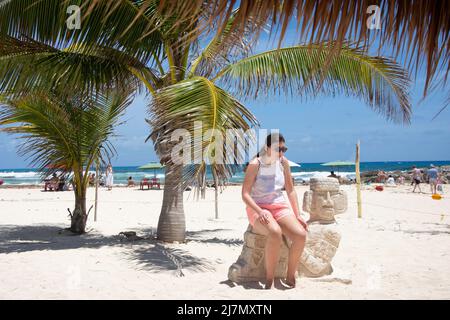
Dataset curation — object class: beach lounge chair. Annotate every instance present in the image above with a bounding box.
[150,177,161,189]
[140,177,161,190]
[140,178,151,190]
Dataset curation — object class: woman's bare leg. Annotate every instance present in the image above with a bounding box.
[277,215,307,287]
[253,217,283,289]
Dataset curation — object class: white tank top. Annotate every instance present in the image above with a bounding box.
[250,157,286,204]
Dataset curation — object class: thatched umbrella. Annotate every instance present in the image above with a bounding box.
[138,162,166,178]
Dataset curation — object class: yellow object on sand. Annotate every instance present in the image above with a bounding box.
[432,194,442,200]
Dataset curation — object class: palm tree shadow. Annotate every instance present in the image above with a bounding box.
[0,224,120,254]
[220,279,264,289]
[220,279,292,290]
[126,241,216,275]
[186,229,243,246]
[402,229,450,235]
[0,225,217,275]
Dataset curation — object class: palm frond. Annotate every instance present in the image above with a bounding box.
[0,35,159,96]
[0,92,131,188]
[215,42,412,123]
[189,8,261,78]
[147,76,259,196]
[153,0,450,95]
[0,0,165,67]
[431,94,450,121]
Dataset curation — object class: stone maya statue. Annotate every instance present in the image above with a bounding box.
[228,177,347,283]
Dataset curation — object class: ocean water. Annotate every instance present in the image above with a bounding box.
[1,161,449,186]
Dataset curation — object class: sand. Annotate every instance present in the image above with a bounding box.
[0,183,449,299]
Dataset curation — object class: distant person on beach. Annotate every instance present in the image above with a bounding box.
[89,173,95,187]
[127,176,136,187]
[50,173,59,190]
[377,170,387,183]
[98,174,105,187]
[105,164,113,191]
[411,166,422,193]
[328,171,338,179]
[386,175,396,186]
[242,132,307,289]
[427,164,439,194]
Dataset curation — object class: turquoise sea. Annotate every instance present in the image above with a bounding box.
[0,161,449,185]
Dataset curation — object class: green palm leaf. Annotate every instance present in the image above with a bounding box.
[215,41,412,123]
[0,92,131,187]
[147,76,259,195]
[189,9,260,78]
[0,0,165,66]
[0,35,159,96]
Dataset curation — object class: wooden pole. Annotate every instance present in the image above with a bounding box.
[213,171,219,219]
[94,160,99,222]
[356,140,362,218]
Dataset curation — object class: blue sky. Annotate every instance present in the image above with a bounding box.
[0,23,449,168]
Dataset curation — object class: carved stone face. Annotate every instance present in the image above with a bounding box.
[303,178,347,223]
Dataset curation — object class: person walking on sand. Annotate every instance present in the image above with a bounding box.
[411,165,422,193]
[427,164,439,194]
[105,164,114,191]
[242,132,308,290]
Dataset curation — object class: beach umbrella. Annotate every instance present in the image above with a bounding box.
[320,161,355,174]
[287,160,301,167]
[320,161,355,167]
[138,162,165,177]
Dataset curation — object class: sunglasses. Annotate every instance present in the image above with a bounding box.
[277,146,288,153]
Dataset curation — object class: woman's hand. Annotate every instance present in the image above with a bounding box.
[296,215,309,232]
[258,209,271,225]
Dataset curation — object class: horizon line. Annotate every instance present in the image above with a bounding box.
[1,159,450,171]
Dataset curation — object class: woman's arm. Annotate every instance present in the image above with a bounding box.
[281,157,300,216]
[281,157,308,229]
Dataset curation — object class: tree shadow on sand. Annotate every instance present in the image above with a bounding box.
[400,222,450,235]
[0,224,120,254]
[186,229,244,246]
[220,279,294,290]
[124,227,218,275]
[125,241,216,275]
[402,229,450,236]
[0,224,217,275]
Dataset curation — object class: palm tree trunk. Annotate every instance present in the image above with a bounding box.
[70,188,88,234]
[157,163,186,242]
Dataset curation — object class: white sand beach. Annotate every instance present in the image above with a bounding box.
[0,184,449,299]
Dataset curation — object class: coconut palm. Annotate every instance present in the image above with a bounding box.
[76,0,449,95]
[0,92,131,233]
[0,1,411,242]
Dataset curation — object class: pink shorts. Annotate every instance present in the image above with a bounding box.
[246,202,295,227]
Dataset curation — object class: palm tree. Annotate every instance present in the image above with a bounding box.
[0,92,131,233]
[76,0,448,96]
[0,1,411,242]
